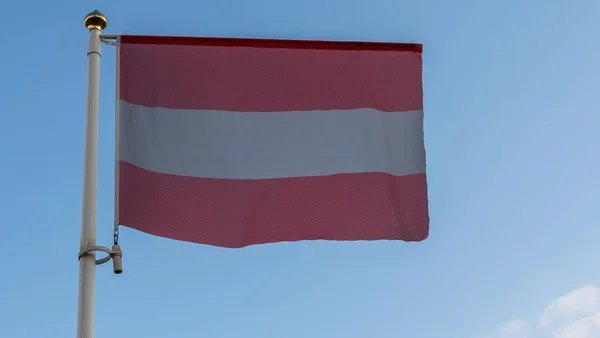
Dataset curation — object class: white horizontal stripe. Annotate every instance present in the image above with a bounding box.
[118,101,426,179]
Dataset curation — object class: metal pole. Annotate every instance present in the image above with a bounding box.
[77,10,107,338]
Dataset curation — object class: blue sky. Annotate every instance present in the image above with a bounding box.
[1,0,599,337]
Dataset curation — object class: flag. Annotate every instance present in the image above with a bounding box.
[115,35,429,248]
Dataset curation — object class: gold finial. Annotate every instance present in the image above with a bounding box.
[84,10,108,31]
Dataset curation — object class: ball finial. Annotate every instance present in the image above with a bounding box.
[84,10,107,31]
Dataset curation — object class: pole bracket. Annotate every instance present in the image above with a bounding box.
[78,245,123,274]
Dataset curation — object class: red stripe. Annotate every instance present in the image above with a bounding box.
[120,35,422,52]
[118,161,429,248]
[119,39,422,112]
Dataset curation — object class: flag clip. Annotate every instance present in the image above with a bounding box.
[78,245,123,274]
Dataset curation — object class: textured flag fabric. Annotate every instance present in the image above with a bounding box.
[115,35,429,248]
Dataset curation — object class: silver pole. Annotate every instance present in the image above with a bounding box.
[77,10,107,338]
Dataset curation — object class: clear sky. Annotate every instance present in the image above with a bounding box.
[1,0,599,337]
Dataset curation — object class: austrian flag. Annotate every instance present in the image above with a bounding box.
[115,35,429,248]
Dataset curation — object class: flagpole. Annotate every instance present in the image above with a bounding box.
[77,10,107,338]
